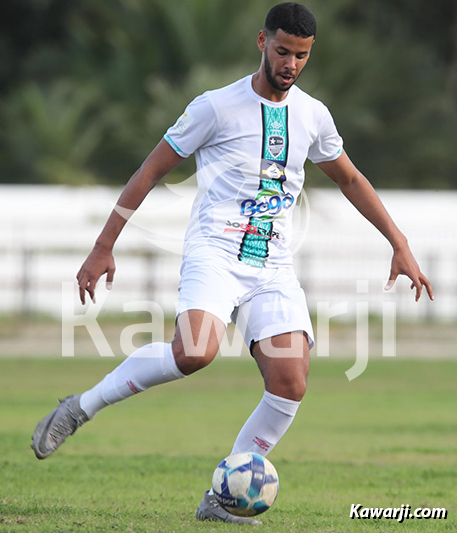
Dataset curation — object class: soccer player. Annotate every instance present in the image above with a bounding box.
[32,2,433,524]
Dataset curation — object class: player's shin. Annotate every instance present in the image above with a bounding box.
[79,342,185,418]
[230,390,301,456]
[206,391,300,496]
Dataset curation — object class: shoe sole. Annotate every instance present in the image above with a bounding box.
[196,504,261,525]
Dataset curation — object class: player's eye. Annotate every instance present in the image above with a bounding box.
[277,51,287,56]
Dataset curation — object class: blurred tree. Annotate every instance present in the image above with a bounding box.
[0,0,75,93]
[1,81,112,184]
[303,0,457,189]
[1,0,456,188]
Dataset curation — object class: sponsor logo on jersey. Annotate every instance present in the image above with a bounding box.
[176,112,194,134]
[238,103,289,268]
[262,161,284,180]
[240,191,294,219]
[270,120,283,132]
[225,220,283,241]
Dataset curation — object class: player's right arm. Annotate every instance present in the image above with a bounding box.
[76,139,184,304]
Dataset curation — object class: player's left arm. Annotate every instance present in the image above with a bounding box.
[316,150,434,302]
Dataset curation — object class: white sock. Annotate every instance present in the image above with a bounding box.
[80,342,185,418]
[208,392,301,495]
[230,390,301,457]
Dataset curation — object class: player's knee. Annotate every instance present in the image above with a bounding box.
[267,375,307,402]
[290,378,307,401]
[172,341,216,375]
[284,378,307,402]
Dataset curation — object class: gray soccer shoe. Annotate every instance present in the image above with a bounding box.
[31,394,89,459]
[196,490,262,525]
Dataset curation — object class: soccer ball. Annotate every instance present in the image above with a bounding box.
[211,452,279,516]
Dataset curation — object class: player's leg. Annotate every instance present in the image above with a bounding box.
[79,309,225,416]
[172,309,225,375]
[32,253,240,460]
[197,330,309,525]
[31,309,224,459]
[230,331,310,456]
[252,331,310,401]
[229,266,314,457]
[197,272,312,524]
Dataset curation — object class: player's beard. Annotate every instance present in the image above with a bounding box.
[264,48,296,92]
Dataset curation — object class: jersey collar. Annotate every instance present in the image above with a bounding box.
[245,74,293,107]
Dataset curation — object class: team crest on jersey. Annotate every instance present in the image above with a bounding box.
[267,135,285,158]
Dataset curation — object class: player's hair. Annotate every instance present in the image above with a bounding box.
[264,2,317,39]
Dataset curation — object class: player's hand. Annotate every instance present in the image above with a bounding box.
[76,244,116,304]
[384,243,434,302]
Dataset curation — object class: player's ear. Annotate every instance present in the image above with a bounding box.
[257,30,267,53]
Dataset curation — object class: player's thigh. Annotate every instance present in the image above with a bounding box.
[172,309,226,373]
[176,257,241,329]
[233,267,315,354]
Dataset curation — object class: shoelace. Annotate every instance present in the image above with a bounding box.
[48,405,78,445]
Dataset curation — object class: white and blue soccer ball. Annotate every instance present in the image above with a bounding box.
[212,452,279,517]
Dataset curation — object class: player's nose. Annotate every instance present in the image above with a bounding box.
[284,55,297,72]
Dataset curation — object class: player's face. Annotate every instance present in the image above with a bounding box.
[260,29,314,92]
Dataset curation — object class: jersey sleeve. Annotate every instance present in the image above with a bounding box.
[307,104,343,164]
[164,93,218,158]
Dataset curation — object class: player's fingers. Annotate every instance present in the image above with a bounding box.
[411,278,423,302]
[421,275,434,301]
[86,278,97,303]
[78,273,96,304]
[106,267,115,290]
[384,271,398,291]
[78,275,89,305]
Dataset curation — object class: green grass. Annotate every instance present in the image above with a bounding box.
[0,357,456,532]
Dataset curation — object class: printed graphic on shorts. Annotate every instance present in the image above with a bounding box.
[238,104,290,267]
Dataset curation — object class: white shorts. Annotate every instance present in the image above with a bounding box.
[176,255,314,351]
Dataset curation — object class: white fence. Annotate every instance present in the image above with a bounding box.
[0,185,455,321]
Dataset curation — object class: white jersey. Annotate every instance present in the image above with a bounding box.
[164,74,343,268]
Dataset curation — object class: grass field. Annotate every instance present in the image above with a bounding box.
[0,357,456,532]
